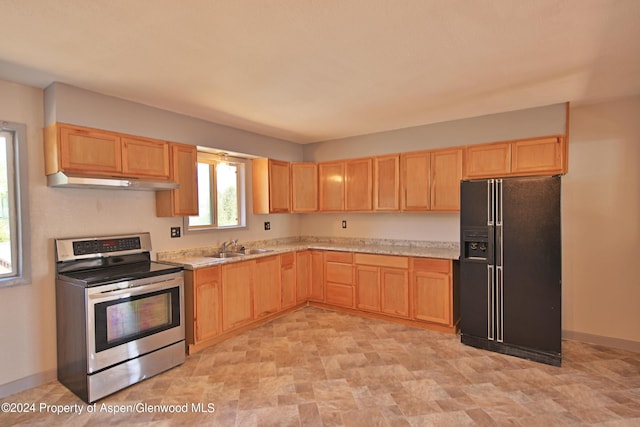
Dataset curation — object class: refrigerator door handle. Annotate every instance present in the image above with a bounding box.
[487,179,494,226]
[487,264,495,341]
[496,266,504,343]
[496,179,504,342]
[496,179,503,226]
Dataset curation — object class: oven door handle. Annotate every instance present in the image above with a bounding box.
[87,277,183,302]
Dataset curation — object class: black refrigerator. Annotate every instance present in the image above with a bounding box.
[459,175,561,366]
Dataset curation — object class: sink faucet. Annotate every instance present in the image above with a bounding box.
[221,239,238,253]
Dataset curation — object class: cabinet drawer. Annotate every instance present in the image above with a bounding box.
[411,258,451,273]
[326,283,354,307]
[354,253,408,269]
[324,251,353,263]
[326,262,353,284]
[196,266,220,283]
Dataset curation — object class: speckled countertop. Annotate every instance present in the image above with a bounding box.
[158,237,459,270]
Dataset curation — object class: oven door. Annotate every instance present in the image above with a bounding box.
[86,272,184,373]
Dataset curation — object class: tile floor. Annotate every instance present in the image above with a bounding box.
[2,306,640,426]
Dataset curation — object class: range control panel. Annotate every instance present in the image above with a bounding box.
[73,237,141,256]
[55,233,152,262]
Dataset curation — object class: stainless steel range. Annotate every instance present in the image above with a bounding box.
[54,232,185,403]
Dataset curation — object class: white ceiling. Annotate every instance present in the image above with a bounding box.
[1,0,639,143]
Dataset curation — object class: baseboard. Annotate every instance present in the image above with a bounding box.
[563,330,640,353]
[0,369,57,399]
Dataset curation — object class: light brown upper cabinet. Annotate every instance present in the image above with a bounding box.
[511,137,565,175]
[345,158,373,211]
[252,158,290,214]
[318,161,345,211]
[45,123,170,179]
[48,124,122,175]
[121,137,171,179]
[464,136,566,179]
[319,159,373,211]
[291,162,318,212]
[464,142,511,179]
[430,148,463,211]
[156,143,198,217]
[374,155,400,211]
[401,151,431,211]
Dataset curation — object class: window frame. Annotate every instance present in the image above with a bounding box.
[0,120,31,288]
[185,151,247,232]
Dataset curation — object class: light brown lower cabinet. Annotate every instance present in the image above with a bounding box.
[281,253,296,309]
[184,266,221,346]
[253,256,280,319]
[185,250,458,354]
[296,251,311,303]
[380,268,410,318]
[356,265,380,312]
[324,251,354,307]
[355,254,410,318]
[309,251,325,302]
[221,261,254,331]
[411,258,453,326]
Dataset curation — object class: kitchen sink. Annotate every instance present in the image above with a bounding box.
[204,251,245,258]
[204,248,274,258]
[243,248,274,255]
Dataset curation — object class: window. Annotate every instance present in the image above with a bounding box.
[0,121,31,287]
[186,151,246,230]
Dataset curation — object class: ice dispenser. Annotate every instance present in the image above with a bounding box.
[462,229,489,260]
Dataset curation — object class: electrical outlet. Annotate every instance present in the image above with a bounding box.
[264,221,271,231]
[342,220,347,229]
[170,227,181,238]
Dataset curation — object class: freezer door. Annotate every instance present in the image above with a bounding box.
[460,179,494,340]
[500,176,561,354]
[460,260,492,339]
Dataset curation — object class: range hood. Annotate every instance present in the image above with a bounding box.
[47,172,180,191]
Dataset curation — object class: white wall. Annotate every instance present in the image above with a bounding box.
[0,80,55,394]
[563,96,640,345]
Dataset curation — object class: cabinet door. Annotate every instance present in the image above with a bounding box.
[122,137,171,179]
[309,251,325,301]
[59,125,122,175]
[413,271,452,325]
[374,155,400,211]
[345,158,373,211]
[222,261,254,331]
[381,268,410,318]
[318,161,345,211]
[194,267,221,343]
[269,160,291,213]
[430,148,462,211]
[254,256,280,319]
[511,137,564,175]
[156,143,198,217]
[356,265,380,312]
[401,151,430,211]
[281,253,296,309]
[291,163,318,212]
[252,158,290,214]
[464,142,511,179]
[296,251,311,302]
